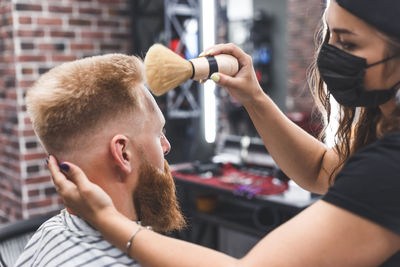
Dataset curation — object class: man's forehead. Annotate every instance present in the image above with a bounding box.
[138,85,165,122]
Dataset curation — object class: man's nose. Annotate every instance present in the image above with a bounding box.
[162,135,171,155]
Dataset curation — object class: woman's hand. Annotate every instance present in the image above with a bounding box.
[201,43,264,104]
[47,155,115,225]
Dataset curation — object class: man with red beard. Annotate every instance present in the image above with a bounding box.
[15,54,185,267]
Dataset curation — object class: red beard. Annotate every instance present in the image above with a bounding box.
[133,159,186,233]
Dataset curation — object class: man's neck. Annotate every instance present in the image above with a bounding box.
[79,161,138,222]
[61,147,139,222]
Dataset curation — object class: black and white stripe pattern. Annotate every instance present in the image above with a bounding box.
[14,210,140,267]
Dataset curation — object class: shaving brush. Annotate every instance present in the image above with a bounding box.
[144,44,239,96]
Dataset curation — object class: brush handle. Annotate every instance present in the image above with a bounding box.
[189,54,239,81]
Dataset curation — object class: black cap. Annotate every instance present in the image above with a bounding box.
[336,0,400,39]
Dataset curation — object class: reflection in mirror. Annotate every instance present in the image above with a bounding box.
[216,0,280,144]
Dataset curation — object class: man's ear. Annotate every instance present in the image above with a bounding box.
[110,135,132,174]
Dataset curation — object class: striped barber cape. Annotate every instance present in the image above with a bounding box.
[14,209,140,267]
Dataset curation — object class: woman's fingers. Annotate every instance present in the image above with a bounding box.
[211,72,235,89]
[47,155,85,208]
[48,155,91,190]
[200,43,251,67]
[200,43,262,104]
[48,155,76,193]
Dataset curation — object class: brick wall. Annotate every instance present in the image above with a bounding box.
[287,0,324,112]
[0,0,132,223]
[0,0,324,224]
[0,0,20,222]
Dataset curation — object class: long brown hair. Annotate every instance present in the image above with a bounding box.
[307,15,400,184]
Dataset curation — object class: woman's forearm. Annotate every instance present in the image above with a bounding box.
[242,90,337,193]
[94,208,238,267]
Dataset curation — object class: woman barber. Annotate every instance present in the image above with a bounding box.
[48,0,400,266]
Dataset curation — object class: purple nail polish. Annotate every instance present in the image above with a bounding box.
[59,163,70,172]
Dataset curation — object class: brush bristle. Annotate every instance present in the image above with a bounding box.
[144,44,193,96]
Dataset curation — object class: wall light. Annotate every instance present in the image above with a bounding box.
[201,0,216,143]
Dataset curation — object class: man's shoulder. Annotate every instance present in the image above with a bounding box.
[36,212,66,230]
[23,209,101,247]
[15,210,139,266]
[14,212,67,266]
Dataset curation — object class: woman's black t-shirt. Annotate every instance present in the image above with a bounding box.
[323,132,400,266]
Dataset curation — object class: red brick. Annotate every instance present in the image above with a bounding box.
[38,43,53,50]
[0,4,12,14]
[50,30,75,38]
[6,90,17,99]
[70,43,94,50]
[28,189,40,197]
[98,20,119,27]
[37,17,63,26]
[24,117,32,124]
[3,68,15,76]
[19,16,32,24]
[45,187,56,196]
[21,43,34,50]
[81,31,105,39]
[22,68,34,74]
[22,130,36,136]
[51,55,77,62]
[18,55,46,62]
[25,176,51,185]
[19,80,35,87]
[3,162,20,173]
[69,19,91,26]
[48,6,72,13]
[1,55,14,63]
[6,16,13,26]
[23,153,47,161]
[38,43,57,51]
[78,7,102,15]
[26,164,40,173]
[15,4,42,12]
[17,30,45,37]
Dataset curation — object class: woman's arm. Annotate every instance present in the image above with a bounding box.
[204,43,338,194]
[49,156,400,267]
[95,207,238,267]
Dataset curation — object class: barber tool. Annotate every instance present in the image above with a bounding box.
[144,44,239,96]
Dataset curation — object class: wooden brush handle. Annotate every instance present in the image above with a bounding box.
[189,54,239,81]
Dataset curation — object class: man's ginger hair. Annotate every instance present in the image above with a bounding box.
[26,54,144,154]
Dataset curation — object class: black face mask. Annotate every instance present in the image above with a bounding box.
[317,41,398,107]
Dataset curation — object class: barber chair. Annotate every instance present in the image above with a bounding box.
[0,215,52,267]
